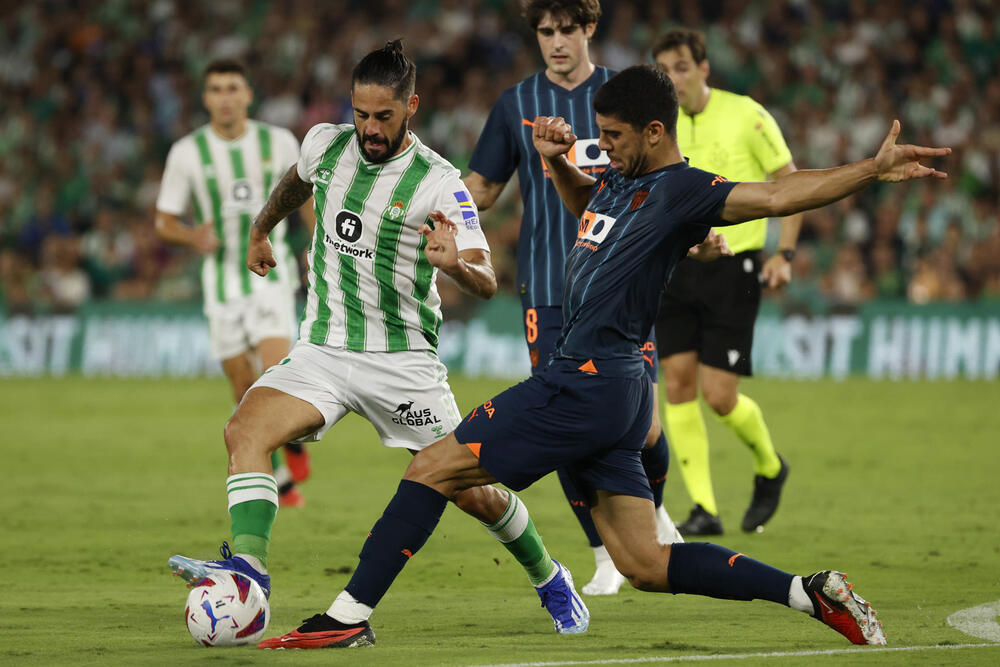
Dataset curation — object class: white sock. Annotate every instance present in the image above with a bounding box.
[788,575,813,614]
[481,491,529,542]
[327,590,374,624]
[233,553,267,574]
[592,544,612,566]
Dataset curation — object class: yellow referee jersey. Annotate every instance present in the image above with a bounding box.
[676,88,793,253]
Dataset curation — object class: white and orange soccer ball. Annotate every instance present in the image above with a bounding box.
[184,572,269,647]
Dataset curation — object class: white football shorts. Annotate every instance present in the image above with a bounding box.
[250,341,463,449]
[206,285,298,360]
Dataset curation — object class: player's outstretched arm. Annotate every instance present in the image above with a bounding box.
[720,120,950,224]
[420,211,497,300]
[532,116,596,219]
[248,165,314,276]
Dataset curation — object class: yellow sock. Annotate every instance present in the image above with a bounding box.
[717,394,781,478]
[664,400,717,516]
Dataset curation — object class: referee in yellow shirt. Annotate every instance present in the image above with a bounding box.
[653,29,802,536]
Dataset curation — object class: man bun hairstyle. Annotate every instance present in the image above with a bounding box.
[593,65,678,138]
[352,39,417,101]
[651,28,707,63]
[204,58,248,80]
[522,0,601,30]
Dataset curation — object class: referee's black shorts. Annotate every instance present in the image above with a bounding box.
[655,250,762,376]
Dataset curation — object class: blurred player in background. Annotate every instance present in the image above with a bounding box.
[653,29,802,536]
[463,0,681,597]
[168,41,589,642]
[154,59,314,506]
[267,64,951,649]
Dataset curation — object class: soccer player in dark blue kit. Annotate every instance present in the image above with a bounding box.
[259,65,951,649]
[464,0,680,597]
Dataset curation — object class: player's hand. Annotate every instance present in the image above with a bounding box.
[873,120,951,182]
[191,223,220,255]
[687,229,733,262]
[419,211,460,271]
[761,253,792,288]
[247,224,277,276]
[531,116,577,159]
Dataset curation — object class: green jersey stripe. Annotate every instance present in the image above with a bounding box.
[256,124,279,284]
[190,192,204,223]
[194,130,226,303]
[375,153,432,351]
[228,147,254,295]
[309,131,354,345]
[413,227,440,347]
[339,160,381,349]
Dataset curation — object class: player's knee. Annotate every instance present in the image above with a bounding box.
[223,412,255,456]
[702,386,736,416]
[663,373,696,404]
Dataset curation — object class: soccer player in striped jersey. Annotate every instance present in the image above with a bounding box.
[169,42,588,645]
[463,0,681,597]
[155,59,313,506]
[288,65,950,649]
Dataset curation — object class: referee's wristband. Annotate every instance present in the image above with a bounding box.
[778,248,796,261]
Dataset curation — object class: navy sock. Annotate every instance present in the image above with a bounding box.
[556,468,603,547]
[667,542,792,605]
[641,430,670,508]
[344,479,448,607]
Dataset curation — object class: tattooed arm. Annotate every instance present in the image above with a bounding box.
[248,165,314,276]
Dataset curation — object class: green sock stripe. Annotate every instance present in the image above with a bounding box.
[229,483,279,492]
[228,474,278,486]
[230,499,277,568]
[484,494,518,532]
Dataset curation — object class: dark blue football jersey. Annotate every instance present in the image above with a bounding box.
[469,67,615,308]
[553,163,739,371]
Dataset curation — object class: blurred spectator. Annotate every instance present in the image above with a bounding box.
[0,0,997,316]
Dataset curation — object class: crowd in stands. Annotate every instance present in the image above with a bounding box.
[1,0,998,316]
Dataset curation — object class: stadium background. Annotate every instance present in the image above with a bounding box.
[2,2,1000,664]
[1,0,998,380]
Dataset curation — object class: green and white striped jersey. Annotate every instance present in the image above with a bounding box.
[156,121,300,312]
[296,123,489,352]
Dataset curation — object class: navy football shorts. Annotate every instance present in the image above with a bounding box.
[523,306,658,383]
[454,358,654,500]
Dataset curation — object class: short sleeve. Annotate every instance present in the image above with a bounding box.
[275,127,301,172]
[434,173,489,253]
[155,142,191,216]
[467,93,519,184]
[745,101,793,175]
[297,123,336,182]
[670,168,740,228]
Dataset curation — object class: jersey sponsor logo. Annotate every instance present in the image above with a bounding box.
[323,209,374,260]
[574,209,617,251]
[388,401,443,427]
[467,399,496,421]
[452,190,480,230]
[539,138,609,177]
[223,179,260,215]
[232,179,252,202]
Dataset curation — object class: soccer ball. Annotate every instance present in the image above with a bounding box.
[184,572,269,647]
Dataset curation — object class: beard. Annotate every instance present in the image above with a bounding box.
[623,151,649,179]
[356,121,408,164]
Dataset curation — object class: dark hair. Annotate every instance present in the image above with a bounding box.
[351,39,416,101]
[522,0,601,30]
[651,28,707,63]
[203,58,248,80]
[593,65,678,137]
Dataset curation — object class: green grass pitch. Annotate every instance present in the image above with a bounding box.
[2,375,999,665]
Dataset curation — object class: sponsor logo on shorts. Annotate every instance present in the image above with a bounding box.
[388,400,442,427]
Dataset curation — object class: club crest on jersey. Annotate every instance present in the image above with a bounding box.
[384,200,406,222]
[323,209,374,261]
[574,209,617,251]
[452,190,480,230]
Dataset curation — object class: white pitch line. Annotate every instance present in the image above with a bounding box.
[470,642,999,667]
